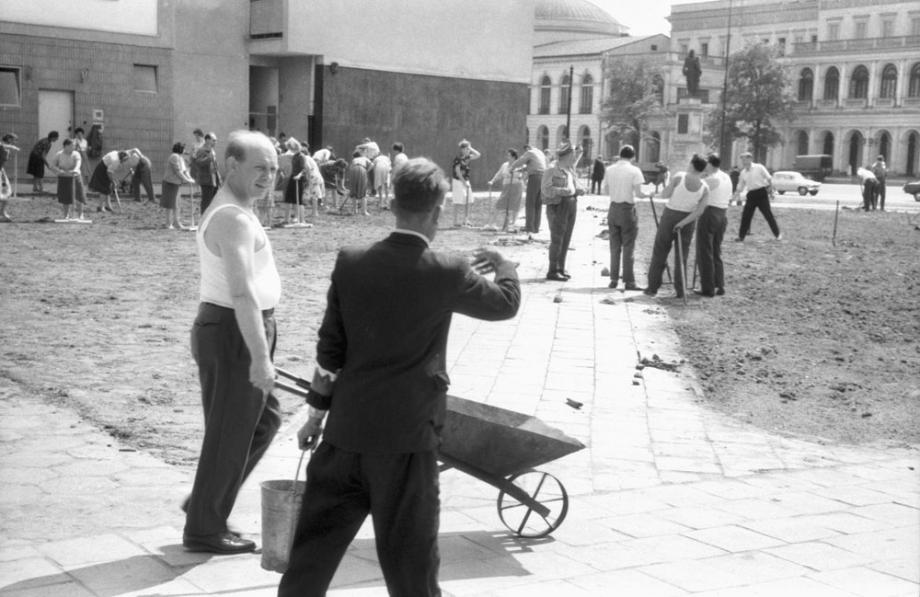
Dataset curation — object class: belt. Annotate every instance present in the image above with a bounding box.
[201,301,275,317]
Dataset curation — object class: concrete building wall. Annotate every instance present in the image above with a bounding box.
[0,0,159,37]
[320,66,527,189]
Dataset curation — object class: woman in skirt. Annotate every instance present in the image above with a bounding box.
[283,138,307,225]
[88,149,130,212]
[161,142,195,229]
[50,139,87,220]
[26,131,59,194]
[485,148,524,231]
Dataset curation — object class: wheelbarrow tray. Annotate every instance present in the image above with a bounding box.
[440,395,584,478]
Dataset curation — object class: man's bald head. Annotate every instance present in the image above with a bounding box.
[223,130,279,203]
[225,130,275,163]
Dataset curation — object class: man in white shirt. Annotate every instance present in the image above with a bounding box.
[601,145,652,290]
[696,154,732,297]
[733,151,781,241]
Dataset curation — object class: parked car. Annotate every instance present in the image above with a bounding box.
[903,180,920,201]
[772,171,821,196]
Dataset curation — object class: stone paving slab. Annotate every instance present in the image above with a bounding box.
[1,197,918,596]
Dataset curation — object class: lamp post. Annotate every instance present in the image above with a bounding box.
[565,64,574,142]
[718,0,733,162]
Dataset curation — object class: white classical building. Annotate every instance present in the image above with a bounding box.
[669,0,920,176]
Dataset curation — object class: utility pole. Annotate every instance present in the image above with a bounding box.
[565,64,574,142]
[718,0,734,163]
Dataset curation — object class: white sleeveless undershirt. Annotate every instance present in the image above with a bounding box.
[668,173,708,213]
[197,203,281,310]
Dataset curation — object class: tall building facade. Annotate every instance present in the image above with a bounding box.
[669,0,920,176]
[0,0,534,187]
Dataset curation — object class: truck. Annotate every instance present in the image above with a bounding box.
[793,154,833,181]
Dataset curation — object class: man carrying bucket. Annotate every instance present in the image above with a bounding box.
[278,158,520,596]
[183,130,282,555]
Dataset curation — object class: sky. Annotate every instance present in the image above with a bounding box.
[590,0,715,36]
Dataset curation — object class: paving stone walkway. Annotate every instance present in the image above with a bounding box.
[1,195,917,596]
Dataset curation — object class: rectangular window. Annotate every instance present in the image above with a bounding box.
[811,34,818,43]
[777,37,786,56]
[700,42,709,58]
[855,21,867,39]
[677,114,689,135]
[0,67,21,107]
[882,20,894,38]
[680,43,689,56]
[133,64,158,93]
[912,17,920,36]
[828,23,839,40]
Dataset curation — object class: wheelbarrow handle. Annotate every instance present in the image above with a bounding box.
[276,367,312,390]
[274,379,310,398]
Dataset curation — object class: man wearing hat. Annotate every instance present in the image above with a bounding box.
[732,151,781,241]
[870,155,887,211]
[541,142,584,280]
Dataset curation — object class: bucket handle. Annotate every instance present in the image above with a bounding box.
[287,444,314,551]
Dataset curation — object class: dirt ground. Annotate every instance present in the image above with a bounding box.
[1,192,917,470]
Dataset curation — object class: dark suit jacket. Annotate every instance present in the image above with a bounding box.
[309,232,521,453]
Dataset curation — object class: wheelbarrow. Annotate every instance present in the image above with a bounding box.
[274,368,585,539]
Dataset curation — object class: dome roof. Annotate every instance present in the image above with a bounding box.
[535,0,627,37]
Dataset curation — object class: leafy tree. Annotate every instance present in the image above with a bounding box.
[600,58,665,159]
[707,43,797,162]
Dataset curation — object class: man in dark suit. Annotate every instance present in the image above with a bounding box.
[279,158,521,597]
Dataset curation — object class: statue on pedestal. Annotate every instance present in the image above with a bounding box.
[682,49,702,97]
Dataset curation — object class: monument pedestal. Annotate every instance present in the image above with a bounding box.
[668,96,708,170]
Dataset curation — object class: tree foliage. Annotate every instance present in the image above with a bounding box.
[600,58,665,157]
[707,43,797,161]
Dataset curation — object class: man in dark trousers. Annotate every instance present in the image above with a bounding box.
[279,158,521,597]
[510,144,547,235]
[183,131,281,554]
[541,142,584,281]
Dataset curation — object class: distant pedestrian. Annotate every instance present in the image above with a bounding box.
[856,167,878,212]
[50,138,87,220]
[871,155,887,211]
[127,148,155,203]
[644,154,710,298]
[590,156,605,194]
[312,145,334,164]
[320,158,348,209]
[541,142,584,281]
[162,142,195,229]
[733,152,780,241]
[602,144,651,290]
[88,149,133,212]
[26,131,59,194]
[357,138,380,194]
[0,133,21,222]
[510,144,547,235]
[654,161,669,192]
[391,142,408,172]
[72,127,92,180]
[486,148,524,231]
[342,151,370,215]
[372,152,392,209]
[193,133,221,214]
[696,154,731,297]
[283,138,308,224]
[450,139,481,227]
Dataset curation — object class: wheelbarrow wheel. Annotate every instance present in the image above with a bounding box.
[497,470,569,538]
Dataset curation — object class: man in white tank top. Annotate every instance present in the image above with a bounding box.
[697,153,732,297]
[183,131,282,555]
[644,154,710,298]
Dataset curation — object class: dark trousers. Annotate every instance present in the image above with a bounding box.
[590,177,602,194]
[200,185,218,213]
[877,181,886,210]
[185,302,281,537]
[279,444,441,597]
[739,187,780,239]
[862,180,879,211]
[546,196,577,274]
[524,172,543,233]
[646,207,693,296]
[696,206,727,295]
[607,202,638,286]
[131,163,155,202]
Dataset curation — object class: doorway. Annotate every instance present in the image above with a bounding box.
[38,89,74,158]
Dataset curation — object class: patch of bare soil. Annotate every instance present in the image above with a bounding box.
[0,195,530,466]
[660,205,920,446]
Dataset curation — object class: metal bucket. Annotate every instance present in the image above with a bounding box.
[260,478,305,572]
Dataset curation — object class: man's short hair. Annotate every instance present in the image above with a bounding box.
[458,139,470,149]
[172,142,186,154]
[1,133,17,143]
[876,155,884,161]
[690,154,707,173]
[193,128,204,137]
[706,153,721,168]
[62,138,73,147]
[739,151,753,159]
[205,132,217,142]
[392,142,404,153]
[74,127,85,135]
[619,145,635,159]
[117,151,129,162]
[508,148,519,160]
[392,158,449,214]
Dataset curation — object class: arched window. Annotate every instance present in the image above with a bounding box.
[580,73,593,114]
[880,64,897,99]
[849,65,869,99]
[559,73,571,115]
[648,132,661,163]
[652,75,665,105]
[909,63,920,97]
[822,131,834,157]
[537,125,549,150]
[878,131,890,162]
[797,130,809,156]
[539,75,551,115]
[557,124,568,143]
[798,68,814,101]
[824,67,839,101]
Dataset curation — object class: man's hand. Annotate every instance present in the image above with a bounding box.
[297,415,325,449]
[249,355,275,396]
[471,247,508,276]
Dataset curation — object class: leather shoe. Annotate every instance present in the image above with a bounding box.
[693,290,714,298]
[546,272,567,281]
[608,280,618,289]
[183,532,255,554]
[624,283,643,291]
[559,271,572,280]
[716,287,725,296]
